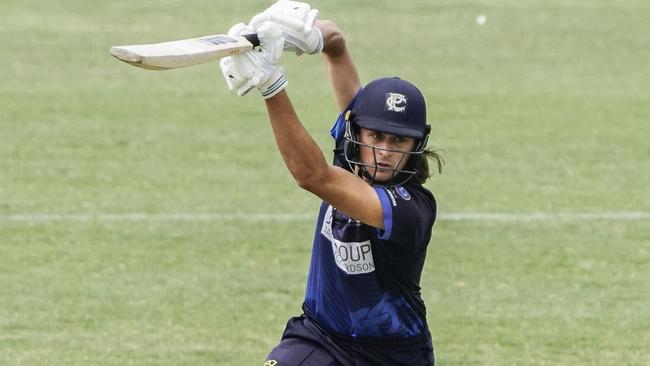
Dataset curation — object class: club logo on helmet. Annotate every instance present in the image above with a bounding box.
[385,93,407,113]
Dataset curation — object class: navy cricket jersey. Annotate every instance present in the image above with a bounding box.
[302,96,437,339]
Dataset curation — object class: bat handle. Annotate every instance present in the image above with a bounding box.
[242,33,260,48]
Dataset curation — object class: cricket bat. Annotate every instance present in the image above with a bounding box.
[110,33,260,70]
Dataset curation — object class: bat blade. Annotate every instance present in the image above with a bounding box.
[110,33,260,70]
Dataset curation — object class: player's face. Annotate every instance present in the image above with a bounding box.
[358,128,416,182]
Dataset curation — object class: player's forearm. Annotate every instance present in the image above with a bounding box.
[316,20,361,111]
[264,91,384,228]
[264,90,329,190]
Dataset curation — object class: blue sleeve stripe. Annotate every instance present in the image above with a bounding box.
[329,113,346,141]
[374,187,393,240]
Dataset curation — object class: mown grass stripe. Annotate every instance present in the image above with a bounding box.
[1,212,648,223]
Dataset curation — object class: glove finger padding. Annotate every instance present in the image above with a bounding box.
[250,0,323,55]
[219,22,287,99]
[220,55,258,96]
[270,1,313,30]
[302,8,318,33]
[250,0,309,30]
[254,22,288,98]
[257,21,284,64]
[220,22,259,95]
[227,22,255,37]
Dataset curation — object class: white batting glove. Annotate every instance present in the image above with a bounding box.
[250,0,323,55]
[220,22,288,99]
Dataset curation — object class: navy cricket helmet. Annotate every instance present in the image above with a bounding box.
[343,77,431,186]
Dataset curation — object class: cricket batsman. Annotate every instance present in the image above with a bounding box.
[219,1,443,365]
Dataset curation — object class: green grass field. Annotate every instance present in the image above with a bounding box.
[1,0,649,365]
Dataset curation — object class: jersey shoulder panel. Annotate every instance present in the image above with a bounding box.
[373,183,436,251]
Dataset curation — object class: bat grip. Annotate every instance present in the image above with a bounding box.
[243,33,260,48]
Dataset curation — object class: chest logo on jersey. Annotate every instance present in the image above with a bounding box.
[395,186,411,200]
[321,206,376,275]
